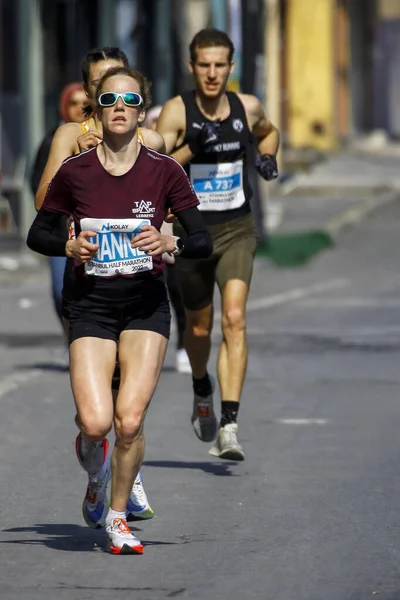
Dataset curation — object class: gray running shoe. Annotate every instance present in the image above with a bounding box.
[191,375,217,442]
[75,434,110,528]
[75,433,108,474]
[209,423,245,461]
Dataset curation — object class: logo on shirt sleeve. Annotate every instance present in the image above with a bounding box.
[233,119,243,132]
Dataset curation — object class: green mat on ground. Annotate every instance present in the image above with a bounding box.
[256,230,335,267]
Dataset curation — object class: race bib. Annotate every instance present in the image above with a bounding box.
[190,161,245,211]
[80,218,153,277]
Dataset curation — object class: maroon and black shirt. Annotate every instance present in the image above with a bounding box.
[43,144,200,277]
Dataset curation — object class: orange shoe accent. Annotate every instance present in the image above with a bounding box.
[114,518,131,534]
[85,489,97,504]
[197,403,210,418]
[110,544,144,555]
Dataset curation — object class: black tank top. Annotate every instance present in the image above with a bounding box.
[181,90,253,225]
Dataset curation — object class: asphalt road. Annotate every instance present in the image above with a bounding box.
[1,203,400,600]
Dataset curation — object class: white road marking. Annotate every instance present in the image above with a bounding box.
[18,298,33,309]
[0,369,44,400]
[168,279,350,335]
[0,257,18,271]
[297,297,400,308]
[245,326,400,337]
[245,279,348,313]
[276,418,330,425]
[325,190,398,239]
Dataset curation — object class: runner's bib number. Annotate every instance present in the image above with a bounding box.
[190,161,245,211]
[80,218,153,277]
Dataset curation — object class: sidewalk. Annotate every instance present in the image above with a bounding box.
[259,148,400,267]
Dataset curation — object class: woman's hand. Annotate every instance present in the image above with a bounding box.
[164,208,176,223]
[131,225,174,256]
[66,230,99,263]
[77,129,103,152]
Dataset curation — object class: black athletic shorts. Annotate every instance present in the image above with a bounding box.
[63,273,171,344]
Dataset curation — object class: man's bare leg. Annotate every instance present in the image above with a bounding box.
[184,304,213,378]
[217,279,249,402]
[210,279,250,461]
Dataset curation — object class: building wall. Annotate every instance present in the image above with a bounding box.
[378,0,400,18]
[372,0,400,136]
[285,0,337,150]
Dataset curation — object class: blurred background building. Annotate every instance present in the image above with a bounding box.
[1,0,400,247]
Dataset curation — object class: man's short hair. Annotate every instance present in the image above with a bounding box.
[190,29,235,63]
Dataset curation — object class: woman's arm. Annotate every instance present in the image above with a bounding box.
[172,206,213,258]
[27,208,99,262]
[141,127,166,153]
[132,207,213,259]
[30,130,56,195]
[34,123,81,211]
[27,209,69,256]
[29,159,74,255]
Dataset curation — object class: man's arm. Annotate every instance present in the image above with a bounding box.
[243,94,280,155]
[240,94,280,180]
[156,97,195,165]
[157,96,223,167]
[156,97,184,154]
[35,122,81,211]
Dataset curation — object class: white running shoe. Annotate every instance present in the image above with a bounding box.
[106,518,144,555]
[75,434,110,528]
[191,375,217,442]
[126,469,155,521]
[176,348,192,375]
[209,423,245,461]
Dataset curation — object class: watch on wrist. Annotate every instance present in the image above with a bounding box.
[172,236,184,256]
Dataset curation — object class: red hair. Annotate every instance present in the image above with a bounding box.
[58,82,85,123]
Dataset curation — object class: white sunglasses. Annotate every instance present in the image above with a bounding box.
[98,92,144,108]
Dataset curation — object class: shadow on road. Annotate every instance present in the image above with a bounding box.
[143,459,239,476]
[0,333,64,348]
[15,362,69,373]
[1,523,177,552]
[14,362,177,374]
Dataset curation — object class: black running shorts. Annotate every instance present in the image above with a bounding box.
[64,274,171,344]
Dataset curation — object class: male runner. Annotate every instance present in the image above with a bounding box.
[157,28,280,460]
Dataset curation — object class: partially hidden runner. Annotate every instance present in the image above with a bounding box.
[27,65,212,554]
[157,29,280,460]
[147,105,192,375]
[35,47,166,528]
[30,82,90,364]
